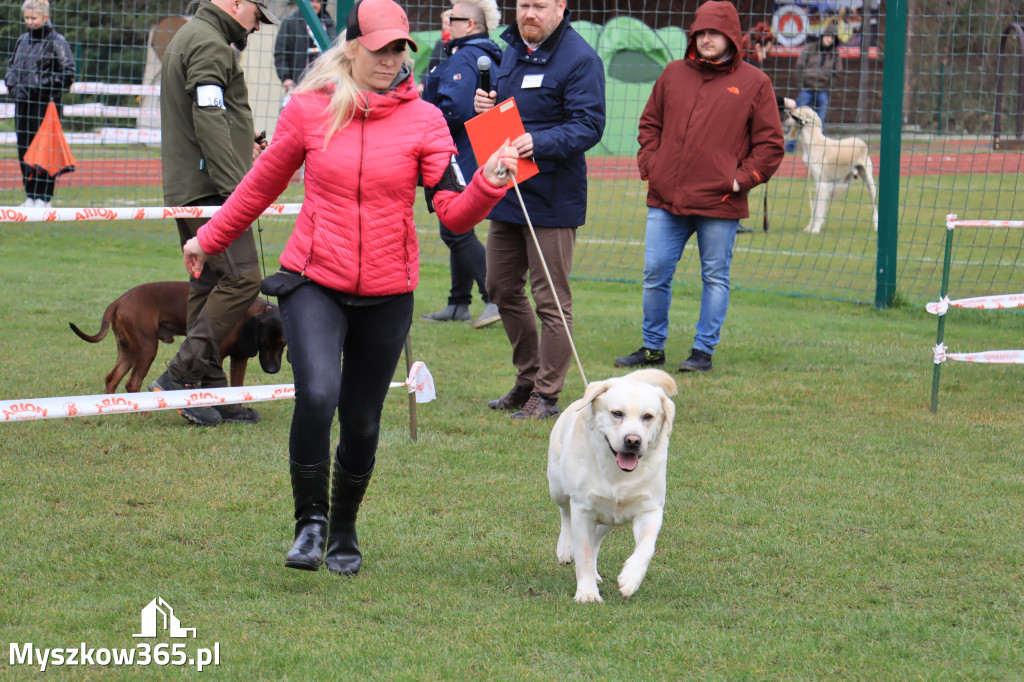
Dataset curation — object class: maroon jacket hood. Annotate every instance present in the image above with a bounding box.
[686,1,745,64]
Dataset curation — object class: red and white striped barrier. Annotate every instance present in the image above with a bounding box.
[1,362,435,423]
[946,218,1024,229]
[930,216,1024,412]
[0,204,302,223]
[926,293,1024,315]
[933,344,1024,365]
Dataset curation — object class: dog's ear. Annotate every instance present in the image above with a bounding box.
[627,369,677,398]
[659,390,676,437]
[576,378,613,414]
[237,316,260,358]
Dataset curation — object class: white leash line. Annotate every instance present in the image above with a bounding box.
[510,177,589,387]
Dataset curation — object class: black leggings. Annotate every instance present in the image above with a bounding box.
[279,284,413,473]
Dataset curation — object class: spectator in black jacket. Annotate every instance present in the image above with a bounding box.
[274,0,336,97]
[4,0,75,208]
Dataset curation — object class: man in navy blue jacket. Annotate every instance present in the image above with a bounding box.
[474,0,605,420]
[420,0,503,329]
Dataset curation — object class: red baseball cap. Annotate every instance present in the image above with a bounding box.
[346,0,419,52]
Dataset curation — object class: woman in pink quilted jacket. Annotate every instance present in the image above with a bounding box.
[182,0,518,577]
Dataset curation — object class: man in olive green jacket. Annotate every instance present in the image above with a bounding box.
[155,0,278,426]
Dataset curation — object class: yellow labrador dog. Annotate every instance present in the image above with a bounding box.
[547,369,677,603]
[784,103,878,234]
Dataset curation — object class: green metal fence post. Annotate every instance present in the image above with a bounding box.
[335,0,355,39]
[876,0,907,309]
[296,0,331,52]
[930,215,957,413]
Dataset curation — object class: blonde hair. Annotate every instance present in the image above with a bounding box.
[295,32,364,146]
[452,0,499,33]
[22,0,50,13]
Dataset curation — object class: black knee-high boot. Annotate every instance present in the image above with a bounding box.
[324,457,373,575]
[284,458,331,570]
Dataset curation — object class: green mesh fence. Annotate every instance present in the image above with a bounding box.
[2,0,1022,306]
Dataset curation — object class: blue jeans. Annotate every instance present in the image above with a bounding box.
[279,284,413,472]
[786,89,831,151]
[796,89,831,128]
[641,208,738,355]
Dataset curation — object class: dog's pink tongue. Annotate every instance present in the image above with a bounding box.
[616,452,639,472]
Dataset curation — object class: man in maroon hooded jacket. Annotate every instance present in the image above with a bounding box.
[615,0,784,373]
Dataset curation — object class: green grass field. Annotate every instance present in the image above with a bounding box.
[2,223,1022,678]
[6,148,1022,311]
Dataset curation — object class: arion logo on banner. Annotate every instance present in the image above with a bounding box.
[133,598,196,639]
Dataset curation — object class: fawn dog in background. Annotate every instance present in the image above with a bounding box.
[70,281,286,393]
[783,103,878,234]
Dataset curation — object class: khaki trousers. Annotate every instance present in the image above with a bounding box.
[485,220,576,400]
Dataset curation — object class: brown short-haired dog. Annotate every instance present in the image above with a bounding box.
[70,281,286,393]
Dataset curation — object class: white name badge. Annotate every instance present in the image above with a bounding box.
[521,74,544,89]
[195,84,226,109]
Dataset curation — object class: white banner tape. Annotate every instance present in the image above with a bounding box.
[948,220,1024,229]
[926,296,950,316]
[927,292,1024,315]
[402,361,436,403]
[0,204,302,223]
[932,345,1024,365]
[2,362,435,422]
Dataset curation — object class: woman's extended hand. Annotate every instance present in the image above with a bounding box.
[182,236,209,278]
[481,138,519,187]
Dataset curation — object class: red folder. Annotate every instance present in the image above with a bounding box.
[464,97,538,184]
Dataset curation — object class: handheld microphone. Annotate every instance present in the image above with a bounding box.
[476,55,506,178]
[477,55,492,93]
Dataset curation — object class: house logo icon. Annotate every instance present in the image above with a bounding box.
[132,597,197,638]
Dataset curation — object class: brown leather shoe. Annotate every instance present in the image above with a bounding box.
[487,383,533,410]
[511,391,560,420]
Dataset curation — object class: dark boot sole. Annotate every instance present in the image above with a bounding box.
[284,559,322,571]
[325,561,361,575]
[677,364,712,373]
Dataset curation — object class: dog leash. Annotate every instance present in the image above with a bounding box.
[506,174,589,388]
[255,216,268,282]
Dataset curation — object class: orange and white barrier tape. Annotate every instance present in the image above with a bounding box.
[933,344,1024,365]
[926,293,1024,315]
[1,362,435,422]
[0,204,302,223]
[946,218,1024,229]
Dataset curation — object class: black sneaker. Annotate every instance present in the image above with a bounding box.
[148,371,223,426]
[614,347,666,368]
[215,404,261,423]
[677,348,713,373]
